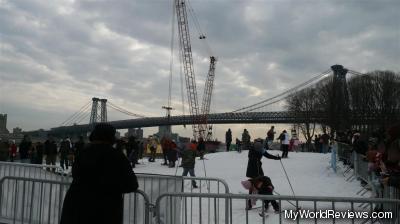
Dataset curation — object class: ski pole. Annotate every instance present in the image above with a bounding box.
[273,190,298,209]
[280,159,296,198]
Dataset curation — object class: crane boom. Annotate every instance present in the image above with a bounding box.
[200,56,217,139]
[175,0,201,139]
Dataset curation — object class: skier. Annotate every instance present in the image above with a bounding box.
[225,129,232,152]
[60,123,138,224]
[246,139,281,179]
[181,140,199,188]
[242,175,280,212]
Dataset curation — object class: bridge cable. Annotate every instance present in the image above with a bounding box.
[108,102,146,118]
[60,101,91,126]
[245,73,333,112]
[168,1,176,110]
[66,105,92,126]
[231,69,332,113]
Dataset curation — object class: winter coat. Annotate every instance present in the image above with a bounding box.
[197,141,206,152]
[267,129,275,141]
[19,140,31,159]
[74,140,85,158]
[59,141,70,157]
[250,176,274,194]
[60,143,138,224]
[246,144,280,178]
[226,131,232,143]
[44,140,58,156]
[0,142,9,161]
[181,148,197,169]
[246,144,263,178]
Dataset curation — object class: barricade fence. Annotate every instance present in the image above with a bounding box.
[335,142,400,201]
[156,193,400,224]
[0,176,150,224]
[0,161,68,182]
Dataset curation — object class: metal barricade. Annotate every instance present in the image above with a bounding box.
[156,192,400,224]
[0,161,68,182]
[135,174,230,224]
[0,176,150,224]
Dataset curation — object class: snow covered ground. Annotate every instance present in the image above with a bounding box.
[134,150,372,223]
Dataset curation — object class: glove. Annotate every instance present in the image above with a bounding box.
[276,155,281,160]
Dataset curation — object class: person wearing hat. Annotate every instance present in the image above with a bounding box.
[245,139,280,210]
[60,123,139,224]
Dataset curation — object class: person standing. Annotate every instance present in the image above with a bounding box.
[197,137,206,160]
[225,129,232,152]
[59,139,71,170]
[242,129,251,151]
[127,136,139,168]
[160,136,170,165]
[148,136,158,162]
[236,138,242,153]
[281,130,290,158]
[34,142,44,164]
[9,140,17,162]
[19,135,32,163]
[181,140,199,188]
[167,140,178,168]
[44,136,58,172]
[0,140,9,161]
[266,126,275,148]
[60,123,138,224]
[321,133,330,154]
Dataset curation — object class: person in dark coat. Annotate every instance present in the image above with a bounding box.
[60,123,139,224]
[246,139,281,179]
[242,176,279,211]
[44,136,58,171]
[197,137,206,160]
[19,135,32,163]
[225,129,232,152]
[245,141,280,211]
[127,136,139,168]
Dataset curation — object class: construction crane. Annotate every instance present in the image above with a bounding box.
[200,56,217,140]
[175,0,216,140]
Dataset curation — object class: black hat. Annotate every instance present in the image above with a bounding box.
[89,123,116,143]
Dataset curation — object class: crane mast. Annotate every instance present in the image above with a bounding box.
[175,0,202,140]
[200,56,217,140]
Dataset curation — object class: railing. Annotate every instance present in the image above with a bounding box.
[0,176,150,224]
[156,193,400,224]
[135,173,230,224]
[0,161,68,182]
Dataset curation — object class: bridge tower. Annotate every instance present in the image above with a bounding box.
[329,65,350,134]
[90,98,108,125]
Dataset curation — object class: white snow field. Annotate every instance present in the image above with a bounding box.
[134,150,375,224]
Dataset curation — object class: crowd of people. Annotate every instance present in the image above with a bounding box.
[337,126,400,194]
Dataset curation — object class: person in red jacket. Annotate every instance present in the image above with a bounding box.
[9,140,17,162]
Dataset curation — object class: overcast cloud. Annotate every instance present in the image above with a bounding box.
[0,0,399,140]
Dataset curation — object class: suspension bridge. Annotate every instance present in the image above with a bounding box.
[24,64,394,137]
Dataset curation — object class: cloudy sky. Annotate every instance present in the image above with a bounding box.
[0,0,399,140]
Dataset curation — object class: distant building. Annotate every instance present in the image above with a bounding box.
[0,114,9,134]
